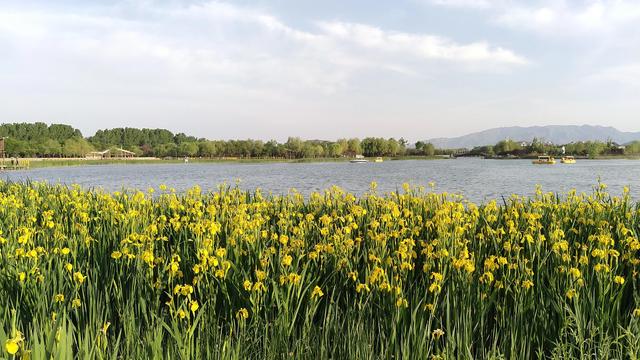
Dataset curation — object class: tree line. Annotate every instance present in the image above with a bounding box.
[1,123,439,158]
[468,138,640,158]
[0,123,92,157]
[5,122,640,159]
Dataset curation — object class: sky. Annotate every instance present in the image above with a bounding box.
[0,0,639,141]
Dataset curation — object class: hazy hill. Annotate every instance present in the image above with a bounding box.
[426,125,640,149]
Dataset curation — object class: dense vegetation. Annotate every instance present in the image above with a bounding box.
[469,138,640,158]
[1,182,639,359]
[0,123,92,157]
[3,122,640,159]
[1,123,412,159]
[90,130,412,159]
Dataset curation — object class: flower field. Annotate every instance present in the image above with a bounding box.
[1,181,639,359]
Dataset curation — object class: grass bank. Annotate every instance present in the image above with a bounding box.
[24,156,446,169]
[1,181,639,359]
[26,158,165,169]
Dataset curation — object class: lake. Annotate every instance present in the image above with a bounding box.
[2,158,640,203]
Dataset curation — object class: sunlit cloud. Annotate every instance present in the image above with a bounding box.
[0,0,638,139]
[426,0,640,36]
[318,21,528,65]
[588,63,640,87]
[425,0,494,9]
[0,1,527,99]
[495,1,640,35]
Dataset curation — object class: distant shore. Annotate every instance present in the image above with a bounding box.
[467,154,640,160]
[15,155,449,169]
[7,154,639,170]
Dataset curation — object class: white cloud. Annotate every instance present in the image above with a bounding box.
[495,3,610,34]
[0,1,536,140]
[0,1,527,97]
[425,0,640,36]
[425,0,494,9]
[318,21,527,65]
[588,63,640,87]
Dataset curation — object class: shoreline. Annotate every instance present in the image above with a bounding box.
[8,154,640,170]
[461,155,640,160]
[20,155,448,169]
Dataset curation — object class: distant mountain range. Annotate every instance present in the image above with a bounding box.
[426,125,640,149]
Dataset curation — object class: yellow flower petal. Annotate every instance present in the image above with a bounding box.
[5,340,19,355]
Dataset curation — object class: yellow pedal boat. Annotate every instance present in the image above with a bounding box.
[532,156,556,165]
[561,156,576,164]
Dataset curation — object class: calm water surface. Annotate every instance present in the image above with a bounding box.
[3,158,640,203]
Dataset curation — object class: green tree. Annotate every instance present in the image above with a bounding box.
[263,140,279,158]
[586,141,606,158]
[529,138,545,154]
[423,143,436,156]
[63,137,94,157]
[347,138,361,156]
[494,139,521,155]
[336,139,348,156]
[328,143,342,157]
[40,139,63,157]
[178,142,199,157]
[285,137,304,158]
[198,141,217,158]
[387,138,399,156]
[625,141,640,155]
[154,143,178,158]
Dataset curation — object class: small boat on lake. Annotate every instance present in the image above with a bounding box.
[374,157,383,163]
[532,155,556,165]
[350,155,368,163]
[561,156,576,164]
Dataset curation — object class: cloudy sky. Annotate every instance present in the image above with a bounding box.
[1,0,638,141]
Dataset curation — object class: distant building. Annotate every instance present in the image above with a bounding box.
[613,145,626,155]
[343,150,357,158]
[86,148,135,159]
[86,150,108,159]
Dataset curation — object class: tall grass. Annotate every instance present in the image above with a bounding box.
[0,181,639,359]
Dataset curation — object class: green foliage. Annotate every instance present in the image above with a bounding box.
[361,137,406,157]
[0,123,84,157]
[493,139,522,155]
[198,141,217,158]
[1,182,640,359]
[414,142,436,156]
[0,122,82,142]
[6,122,638,160]
[469,145,494,156]
[178,142,199,157]
[346,138,361,156]
[467,138,631,158]
[625,141,640,155]
[62,138,95,157]
[88,128,176,149]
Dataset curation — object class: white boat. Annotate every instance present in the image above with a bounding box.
[350,159,369,163]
